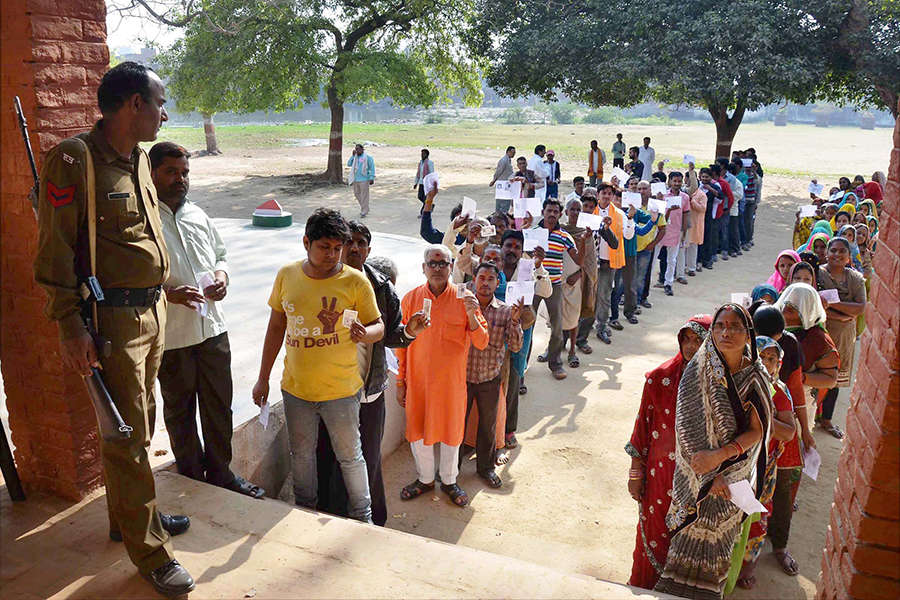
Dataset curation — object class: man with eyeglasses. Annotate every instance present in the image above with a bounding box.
[396,245,489,508]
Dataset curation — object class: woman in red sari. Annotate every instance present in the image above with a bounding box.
[625,314,712,590]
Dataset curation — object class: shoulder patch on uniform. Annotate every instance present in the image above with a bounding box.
[47,182,76,207]
[62,152,75,164]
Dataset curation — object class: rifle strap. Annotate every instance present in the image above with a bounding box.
[74,138,99,329]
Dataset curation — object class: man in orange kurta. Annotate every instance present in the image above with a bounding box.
[396,244,489,507]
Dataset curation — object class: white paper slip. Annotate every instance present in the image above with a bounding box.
[819,288,840,304]
[534,185,547,203]
[259,401,270,430]
[728,480,768,514]
[342,309,358,329]
[648,199,667,214]
[683,154,696,164]
[505,280,535,305]
[829,191,843,202]
[517,258,534,281]
[523,228,550,252]
[799,204,818,218]
[731,292,751,308]
[622,191,642,210]
[526,196,543,218]
[513,197,528,219]
[197,271,216,293]
[495,180,514,200]
[651,182,668,196]
[461,196,477,219]
[422,298,432,319]
[456,283,468,298]
[741,158,754,167]
[481,224,496,237]
[611,167,630,187]
[803,447,821,481]
[665,195,682,209]
[576,212,605,230]
[385,347,399,375]
[808,182,824,196]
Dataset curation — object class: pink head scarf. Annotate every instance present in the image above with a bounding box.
[765,249,801,292]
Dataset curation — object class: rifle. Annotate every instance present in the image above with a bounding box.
[75,137,132,441]
[13,96,40,215]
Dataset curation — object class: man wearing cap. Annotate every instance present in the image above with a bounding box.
[544,150,561,199]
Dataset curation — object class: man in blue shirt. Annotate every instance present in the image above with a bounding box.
[347,143,375,217]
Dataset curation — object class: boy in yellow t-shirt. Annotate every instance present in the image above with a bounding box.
[252,208,384,522]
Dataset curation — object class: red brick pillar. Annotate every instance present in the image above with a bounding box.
[1,0,109,500]
[817,109,900,599]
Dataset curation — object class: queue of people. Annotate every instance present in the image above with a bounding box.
[626,172,879,598]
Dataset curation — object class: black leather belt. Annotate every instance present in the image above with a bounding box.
[98,286,162,307]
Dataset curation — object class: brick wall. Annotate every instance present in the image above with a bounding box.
[817,108,900,599]
[0,0,108,500]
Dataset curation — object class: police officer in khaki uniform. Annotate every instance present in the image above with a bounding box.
[34,62,195,597]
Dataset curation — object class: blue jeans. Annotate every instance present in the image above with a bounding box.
[282,389,372,522]
[634,250,653,302]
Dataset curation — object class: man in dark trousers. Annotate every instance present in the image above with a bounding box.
[33,62,194,597]
[316,221,428,525]
[151,141,265,500]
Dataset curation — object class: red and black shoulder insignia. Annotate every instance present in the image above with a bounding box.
[47,181,76,207]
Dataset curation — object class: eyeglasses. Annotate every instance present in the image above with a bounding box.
[712,323,747,335]
[425,260,451,269]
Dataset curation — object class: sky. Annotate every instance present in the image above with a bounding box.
[106,4,182,54]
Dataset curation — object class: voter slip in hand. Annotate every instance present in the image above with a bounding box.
[728,480,767,515]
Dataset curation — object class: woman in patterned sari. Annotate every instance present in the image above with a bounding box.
[655,304,772,600]
[626,314,713,590]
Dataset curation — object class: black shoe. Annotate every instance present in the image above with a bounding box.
[687,270,696,277]
[641,300,652,309]
[627,315,639,325]
[619,298,625,306]
[634,307,642,315]
[110,513,190,543]
[597,329,612,344]
[695,265,703,272]
[664,285,673,296]
[142,559,195,597]
[609,320,624,331]
[720,252,729,261]
[703,263,714,270]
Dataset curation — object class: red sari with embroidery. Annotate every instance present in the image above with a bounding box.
[626,353,683,589]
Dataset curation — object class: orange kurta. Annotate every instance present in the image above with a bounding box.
[397,283,489,446]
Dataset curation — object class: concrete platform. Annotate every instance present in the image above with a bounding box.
[1,471,664,599]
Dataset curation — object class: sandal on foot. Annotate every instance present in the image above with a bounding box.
[774,550,800,576]
[495,449,510,466]
[737,575,756,589]
[505,433,518,449]
[400,479,434,501]
[568,354,580,368]
[519,384,527,395]
[536,352,548,363]
[478,470,502,488]
[226,475,266,499]
[823,423,844,439]
[440,483,469,507]
[576,342,593,354]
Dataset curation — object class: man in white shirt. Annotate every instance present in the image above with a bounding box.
[150,142,264,499]
[413,148,434,217]
[565,176,585,203]
[527,144,549,201]
[637,137,655,186]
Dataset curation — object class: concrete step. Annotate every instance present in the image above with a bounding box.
[2,471,666,599]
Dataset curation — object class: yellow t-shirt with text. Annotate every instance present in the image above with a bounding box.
[268,261,380,402]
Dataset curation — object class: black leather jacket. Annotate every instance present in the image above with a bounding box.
[363,263,413,397]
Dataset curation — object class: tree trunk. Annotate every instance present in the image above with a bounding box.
[202,112,220,155]
[709,104,745,160]
[324,84,345,183]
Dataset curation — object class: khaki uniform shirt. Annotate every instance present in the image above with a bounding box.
[34,120,169,340]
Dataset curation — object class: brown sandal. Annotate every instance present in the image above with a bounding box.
[440,483,469,507]
[774,549,799,576]
[400,479,434,500]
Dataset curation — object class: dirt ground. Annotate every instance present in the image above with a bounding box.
[181,141,861,599]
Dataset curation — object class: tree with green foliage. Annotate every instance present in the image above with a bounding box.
[471,0,895,158]
[136,0,482,181]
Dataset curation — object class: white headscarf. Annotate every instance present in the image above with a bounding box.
[773,283,826,330]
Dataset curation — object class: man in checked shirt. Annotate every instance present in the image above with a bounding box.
[461,262,524,488]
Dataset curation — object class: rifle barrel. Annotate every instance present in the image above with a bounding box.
[14,96,40,185]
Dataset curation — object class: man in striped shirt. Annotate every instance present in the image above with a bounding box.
[531,198,585,380]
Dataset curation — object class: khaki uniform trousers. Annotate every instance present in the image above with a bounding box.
[97,296,173,574]
[352,181,370,214]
